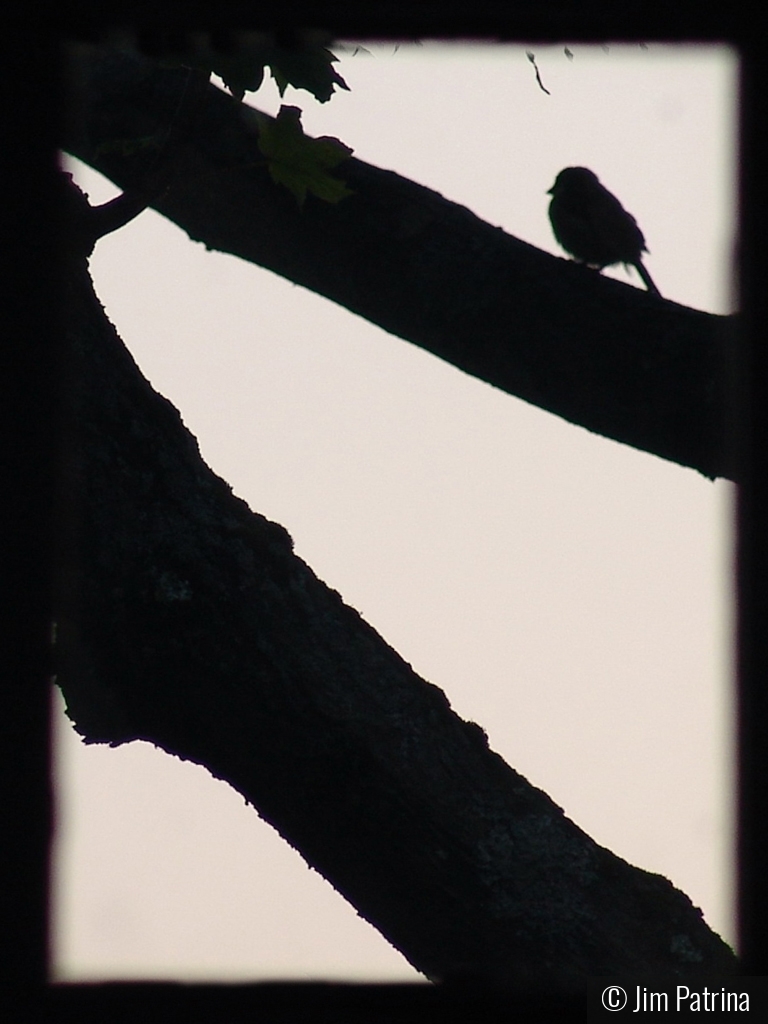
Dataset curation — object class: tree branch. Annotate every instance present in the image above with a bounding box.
[54,251,736,986]
[61,44,738,482]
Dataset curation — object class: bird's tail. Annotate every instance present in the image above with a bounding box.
[632,260,661,297]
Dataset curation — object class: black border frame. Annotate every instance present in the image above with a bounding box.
[2,5,764,1020]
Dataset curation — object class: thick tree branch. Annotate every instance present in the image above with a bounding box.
[62,45,737,482]
[55,253,736,986]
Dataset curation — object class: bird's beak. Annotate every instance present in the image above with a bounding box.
[546,187,554,195]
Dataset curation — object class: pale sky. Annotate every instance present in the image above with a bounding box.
[54,42,738,981]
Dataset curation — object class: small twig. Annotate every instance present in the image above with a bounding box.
[525,51,550,95]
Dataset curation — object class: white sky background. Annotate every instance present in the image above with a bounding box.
[54,42,738,981]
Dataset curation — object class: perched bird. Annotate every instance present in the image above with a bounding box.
[547,166,661,296]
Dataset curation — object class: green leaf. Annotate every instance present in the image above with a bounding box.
[167,34,348,104]
[206,53,265,102]
[268,45,349,103]
[253,105,354,206]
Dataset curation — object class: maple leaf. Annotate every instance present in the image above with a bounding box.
[268,45,349,103]
[172,34,348,103]
[253,105,354,206]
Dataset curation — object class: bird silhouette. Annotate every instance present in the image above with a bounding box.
[547,167,661,296]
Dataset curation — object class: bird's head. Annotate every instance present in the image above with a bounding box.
[547,167,600,195]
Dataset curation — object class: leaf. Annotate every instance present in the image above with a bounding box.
[253,105,354,206]
[268,45,349,103]
[206,52,266,101]
[144,31,348,103]
[171,34,348,103]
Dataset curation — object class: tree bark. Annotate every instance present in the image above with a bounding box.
[61,44,738,483]
[54,252,736,986]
